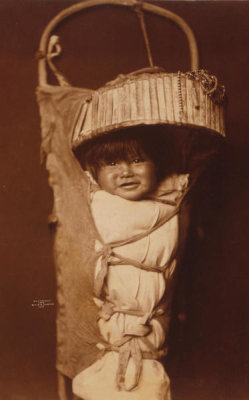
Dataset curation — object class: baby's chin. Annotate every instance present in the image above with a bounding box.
[116,192,144,201]
[110,187,155,201]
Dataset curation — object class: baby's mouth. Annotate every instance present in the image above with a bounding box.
[119,181,140,189]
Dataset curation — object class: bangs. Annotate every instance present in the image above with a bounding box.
[90,138,147,167]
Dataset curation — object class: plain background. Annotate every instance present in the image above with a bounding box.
[1,1,249,399]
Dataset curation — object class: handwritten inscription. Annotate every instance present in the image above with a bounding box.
[31,299,55,308]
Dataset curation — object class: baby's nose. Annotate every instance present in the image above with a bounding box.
[119,162,134,177]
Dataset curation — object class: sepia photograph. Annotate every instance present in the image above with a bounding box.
[1,1,249,399]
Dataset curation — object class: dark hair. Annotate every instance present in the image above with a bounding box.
[74,125,175,182]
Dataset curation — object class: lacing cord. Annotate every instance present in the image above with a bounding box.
[93,245,173,390]
[95,318,168,391]
[94,206,179,297]
[92,207,179,390]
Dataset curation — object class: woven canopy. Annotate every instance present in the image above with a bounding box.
[72,68,225,148]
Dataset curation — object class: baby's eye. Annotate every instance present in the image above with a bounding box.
[132,158,143,164]
[108,161,117,166]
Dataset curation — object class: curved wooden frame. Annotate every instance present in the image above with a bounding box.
[37,0,199,86]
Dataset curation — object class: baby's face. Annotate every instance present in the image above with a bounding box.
[97,156,157,200]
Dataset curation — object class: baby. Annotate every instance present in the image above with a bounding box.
[73,126,189,400]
